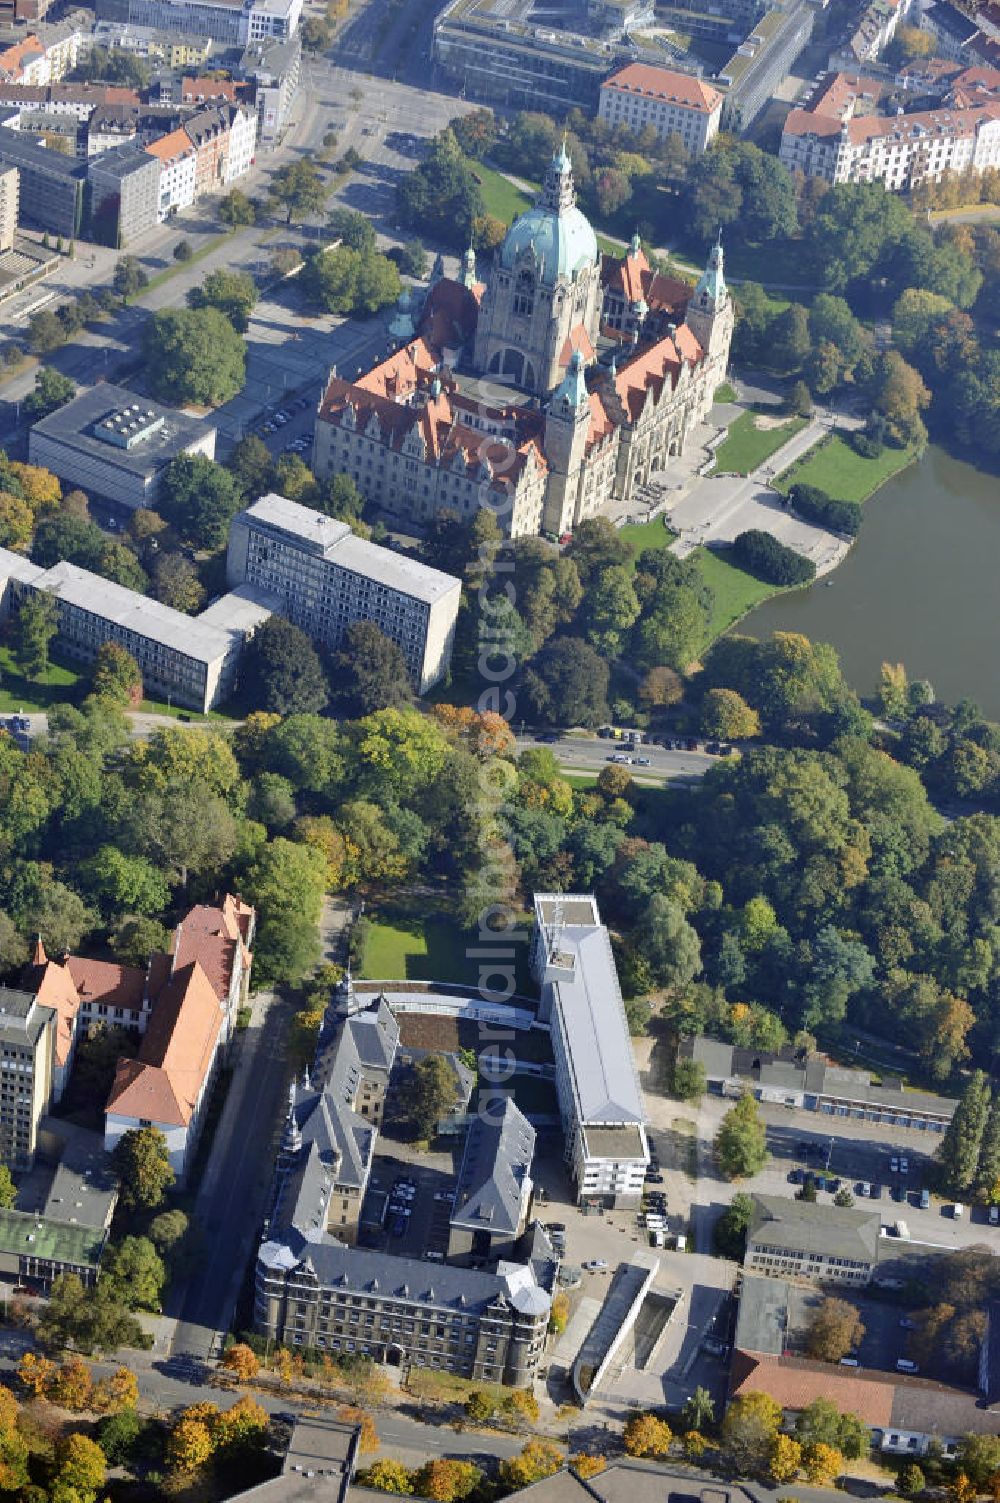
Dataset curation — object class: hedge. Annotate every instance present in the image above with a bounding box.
[788,483,862,538]
[731,530,817,587]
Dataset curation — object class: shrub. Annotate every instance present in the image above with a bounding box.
[787,483,862,537]
[731,530,816,587]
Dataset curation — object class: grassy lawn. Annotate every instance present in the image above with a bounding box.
[359,904,535,993]
[0,645,83,712]
[775,432,917,504]
[137,695,234,723]
[471,162,532,223]
[710,409,808,477]
[560,772,599,789]
[620,516,677,557]
[692,546,782,642]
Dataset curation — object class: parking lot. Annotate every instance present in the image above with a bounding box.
[360,1143,457,1260]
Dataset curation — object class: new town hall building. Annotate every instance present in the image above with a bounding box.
[311,143,733,539]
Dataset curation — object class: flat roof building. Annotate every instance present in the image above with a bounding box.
[0,125,85,235]
[227,493,462,694]
[27,384,216,509]
[531,893,648,1208]
[0,986,56,1168]
[94,0,303,47]
[0,161,16,249]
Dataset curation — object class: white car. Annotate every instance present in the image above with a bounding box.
[899,1156,909,1174]
[890,1156,900,1174]
[582,1259,608,1272]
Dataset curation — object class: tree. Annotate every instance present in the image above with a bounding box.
[522,636,610,727]
[222,1343,260,1383]
[681,1387,715,1432]
[17,1352,55,1397]
[673,1056,706,1103]
[638,665,683,708]
[166,1415,214,1474]
[220,188,256,227]
[300,244,401,315]
[732,530,816,587]
[158,453,242,550]
[549,1291,570,1334]
[188,269,259,333]
[622,1413,673,1458]
[639,895,702,989]
[12,593,58,680]
[585,563,640,655]
[52,1432,107,1503]
[112,1126,175,1210]
[396,128,484,248]
[229,434,274,499]
[571,1455,607,1480]
[715,1093,769,1179]
[414,1460,482,1502]
[720,1391,782,1474]
[955,1435,1000,1489]
[713,1191,755,1259]
[359,1460,415,1494]
[110,912,171,967]
[102,1236,166,1311]
[0,492,33,552]
[701,688,760,741]
[336,621,412,714]
[92,1366,140,1415]
[49,1354,94,1411]
[244,615,329,715]
[91,641,143,706]
[96,1408,143,1466]
[152,552,206,614]
[143,307,246,406]
[498,1440,565,1490]
[795,1398,869,1460]
[938,1070,992,1195]
[23,365,76,419]
[114,256,148,298]
[769,1434,802,1483]
[268,159,327,223]
[400,1056,455,1140]
[867,350,931,447]
[464,1391,495,1425]
[82,846,169,916]
[771,303,811,373]
[898,1464,926,1496]
[174,238,193,262]
[803,1442,843,1486]
[806,1298,865,1362]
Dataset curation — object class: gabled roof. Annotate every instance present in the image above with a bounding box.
[601,62,722,112]
[451,1097,535,1236]
[23,959,78,1068]
[747,1194,881,1263]
[145,126,195,164]
[66,957,145,1012]
[418,276,482,352]
[730,1349,896,1423]
[171,895,253,1004]
[107,960,223,1127]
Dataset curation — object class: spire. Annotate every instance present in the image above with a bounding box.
[694,230,727,307]
[460,243,477,289]
[540,137,575,214]
[553,347,588,412]
[629,228,641,256]
[32,933,47,967]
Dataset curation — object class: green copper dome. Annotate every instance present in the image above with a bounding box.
[498,143,598,287]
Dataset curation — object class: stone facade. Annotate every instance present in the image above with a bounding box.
[312,146,732,540]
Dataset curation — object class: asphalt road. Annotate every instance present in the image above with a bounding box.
[169,991,294,1360]
[519,733,718,784]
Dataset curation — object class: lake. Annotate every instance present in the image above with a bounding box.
[740,445,1000,718]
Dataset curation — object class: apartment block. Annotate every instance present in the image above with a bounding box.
[599,63,723,152]
[145,125,197,217]
[236,32,300,146]
[0,127,85,235]
[0,987,57,1168]
[227,493,462,694]
[531,893,648,1208]
[88,141,161,243]
[0,162,16,250]
[745,1195,880,1285]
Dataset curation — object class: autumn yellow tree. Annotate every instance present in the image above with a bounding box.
[166,1415,215,1473]
[49,1355,94,1412]
[359,1458,415,1493]
[682,1431,708,1459]
[952,1475,977,1503]
[623,1413,673,1459]
[17,1352,55,1399]
[339,1405,378,1454]
[221,1343,260,1384]
[571,1454,607,1479]
[51,1432,106,1503]
[549,1292,570,1334]
[92,1366,140,1415]
[414,1458,482,1501]
[499,1439,565,1489]
[214,1396,269,1453]
[803,1442,843,1485]
[0,1384,28,1493]
[769,1434,802,1483]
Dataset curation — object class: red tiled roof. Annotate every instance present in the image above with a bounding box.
[66,956,146,1012]
[181,75,238,102]
[419,277,483,351]
[145,126,195,164]
[730,1351,896,1424]
[171,896,252,1004]
[108,960,224,1127]
[559,324,596,367]
[27,960,79,1069]
[602,61,722,112]
[0,35,43,76]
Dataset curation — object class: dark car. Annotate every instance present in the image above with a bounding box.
[788,1168,803,1184]
[646,1172,665,1184]
[706,741,721,755]
[891,1184,906,1203]
[391,1215,407,1237]
[827,1177,842,1192]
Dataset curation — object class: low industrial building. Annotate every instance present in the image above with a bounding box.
[682,1036,956,1131]
[0,1120,117,1291]
[227,493,462,694]
[27,385,216,509]
[531,893,648,1208]
[744,1194,881,1286]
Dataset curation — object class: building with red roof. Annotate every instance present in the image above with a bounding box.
[313,145,732,541]
[599,63,723,154]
